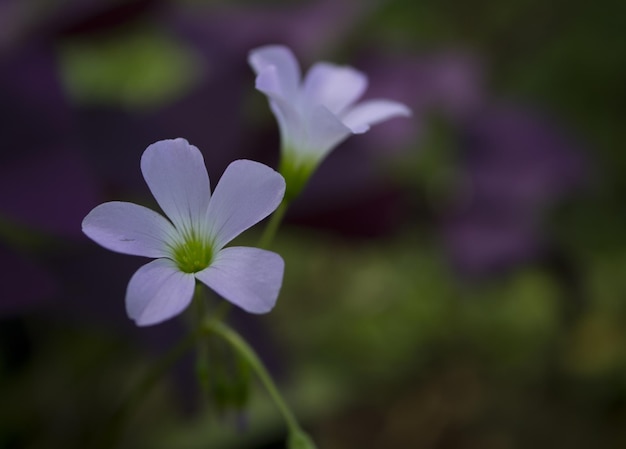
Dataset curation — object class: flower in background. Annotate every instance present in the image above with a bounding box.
[283,50,485,238]
[443,104,587,277]
[82,138,286,326]
[249,44,411,199]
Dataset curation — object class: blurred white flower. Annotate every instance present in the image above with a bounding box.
[249,44,411,199]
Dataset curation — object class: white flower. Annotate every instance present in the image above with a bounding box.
[82,138,286,326]
[249,44,411,197]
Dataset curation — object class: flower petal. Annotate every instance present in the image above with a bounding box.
[249,45,301,99]
[251,54,308,150]
[195,247,284,314]
[254,64,284,99]
[254,66,305,149]
[305,104,352,158]
[141,138,211,234]
[126,258,195,326]
[302,62,367,115]
[82,201,176,258]
[206,160,286,249]
[341,99,412,134]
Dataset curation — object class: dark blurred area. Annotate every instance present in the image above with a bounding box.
[1,0,625,448]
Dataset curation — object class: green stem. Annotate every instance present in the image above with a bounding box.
[97,302,315,448]
[194,286,211,394]
[259,199,289,249]
[203,319,306,437]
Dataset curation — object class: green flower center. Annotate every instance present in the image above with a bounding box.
[172,231,213,274]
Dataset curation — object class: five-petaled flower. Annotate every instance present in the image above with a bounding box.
[82,138,286,326]
[249,44,412,199]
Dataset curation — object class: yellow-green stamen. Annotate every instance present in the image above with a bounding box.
[172,230,213,273]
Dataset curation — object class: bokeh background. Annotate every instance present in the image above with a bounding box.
[1,0,625,448]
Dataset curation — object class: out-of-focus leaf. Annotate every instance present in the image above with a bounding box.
[57,26,205,110]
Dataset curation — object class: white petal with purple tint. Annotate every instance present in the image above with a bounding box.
[341,100,412,134]
[303,62,367,115]
[82,201,176,258]
[269,97,304,150]
[305,105,352,158]
[126,258,196,326]
[249,45,301,99]
[206,160,286,249]
[195,247,284,314]
[141,138,211,233]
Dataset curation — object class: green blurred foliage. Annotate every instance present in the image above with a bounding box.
[57,26,204,109]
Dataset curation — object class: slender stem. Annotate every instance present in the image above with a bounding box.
[97,298,315,447]
[259,200,289,249]
[194,286,211,394]
[203,318,303,435]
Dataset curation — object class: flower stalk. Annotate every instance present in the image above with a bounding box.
[259,199,289,249]
[194,286,211,395]
[203,317,315,448]
[101,294,315,448]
